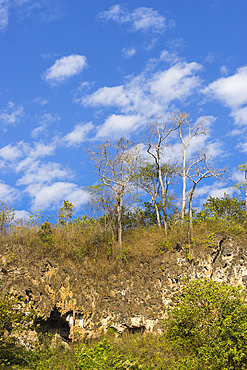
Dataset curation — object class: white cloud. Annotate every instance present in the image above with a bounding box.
[31,112,60,137]
[16,140,57,172]
[98,5,175,33]
[13,210,30,221]
[202,66,247,126]
[160,50,180,64]
[26,182,89,211]
[122,46,136,58]
[17,161,69,186]
[0,143,22,162]
[232,170,246,183]
[96,114,142,139]
[43,54,87,84]
[149,62,202,103]
[204,52,218,63]
[195,182,234,199]
[81,61,202,118]
[219,65,228,76]
[0,180,19,202]
[1,0,63,32]
[0,101,24,127]
[0,140,60,181]
[33,97,49,105]
[203,66,247,108]
[238,141,247,154]
[230,106,247,126]
[63,122,94,146]
[0,0,8,31]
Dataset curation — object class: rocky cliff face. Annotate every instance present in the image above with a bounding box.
[1,235,247,341]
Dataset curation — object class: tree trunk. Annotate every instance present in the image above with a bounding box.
[181,150,187,222]
[245,185,247,213]
[116,196,123,258]
[158,161,168,234]
[188,186,195,235]
[154,202,162,228]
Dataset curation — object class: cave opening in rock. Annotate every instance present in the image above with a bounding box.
[125,326,146,334]
[35,307,71,341]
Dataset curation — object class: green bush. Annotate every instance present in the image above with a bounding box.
[166,279,247,369]
[75,338,145,369]
[0,291,36,366]
[38,222,54,247]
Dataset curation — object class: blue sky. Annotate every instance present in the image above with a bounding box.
[0,0,247,220]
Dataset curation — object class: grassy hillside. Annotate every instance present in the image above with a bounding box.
[0,196,247,369]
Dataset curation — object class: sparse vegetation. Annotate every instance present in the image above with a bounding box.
[0,130,246,368]
[0,195,247,369]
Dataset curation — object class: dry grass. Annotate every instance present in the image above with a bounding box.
[0,217,246,277]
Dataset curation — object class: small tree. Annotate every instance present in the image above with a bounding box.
[146,115,180,234]
[88,138,141,258]
[58,200,74,226]
[0,201,14,235]
[186,153,227,234]
[134,163,162,227]
[86,183,117,248]
[169,111,208,222]
[196,194,245,223]
[135,162,178,229]
[235,163,247,213]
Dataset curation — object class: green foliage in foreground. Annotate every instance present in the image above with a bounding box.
[166,279,247,369]
[0,291,36,367]
[75,338,146,369]
[3,279,247,369]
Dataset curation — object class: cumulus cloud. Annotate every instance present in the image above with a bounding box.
[15,140,57,172]
[202,66,247,126]
[96,114,142,139]
[98,4,175,33]
[194,181,234,201]
[25,182,88,211]
[230,106,247,126]
[17,161,69,186]
[63,122,94,146]
[43,54,87,84]
[13,210,30,221]
[0,180,19,202]
[238,141,247,154]
[80,61,202,118]
[0,101,24,127]
[160,50,180,64]
[0,143,22,162]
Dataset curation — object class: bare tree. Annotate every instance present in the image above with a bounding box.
[88,138,141,258]
[135,162,162,227]
[186,153,227,235]
[169,111,208,221]
[146,115,180,234]
[86,183,117,247]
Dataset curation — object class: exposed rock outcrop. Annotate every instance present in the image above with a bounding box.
[1,235,246,340]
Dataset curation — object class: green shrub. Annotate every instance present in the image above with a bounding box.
[38,222,54,247]
[75,338,145,369]
[166,279,247,369]
[0,291,36,366]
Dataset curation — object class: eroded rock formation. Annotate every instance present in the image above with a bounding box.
[1,235,246,341]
